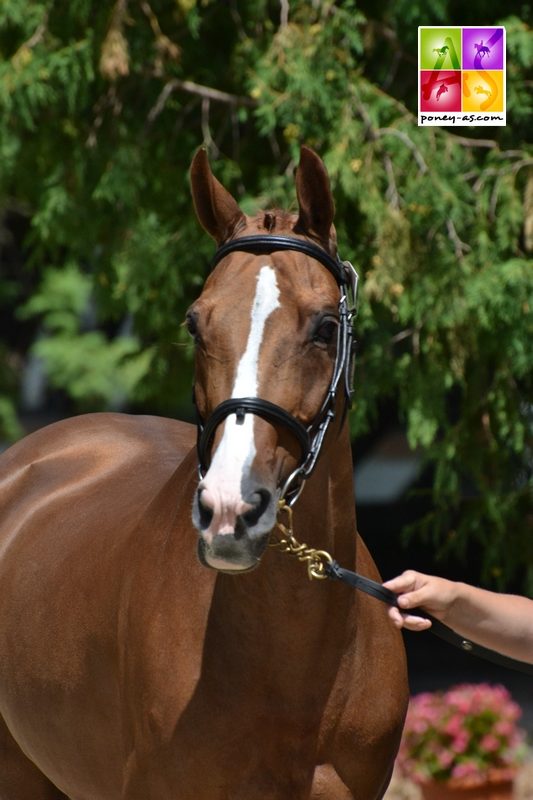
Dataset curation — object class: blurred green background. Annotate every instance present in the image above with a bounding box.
[0,0,531,587]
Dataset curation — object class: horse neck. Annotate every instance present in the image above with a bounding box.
[291,420,356,559]
[208,421,356,683]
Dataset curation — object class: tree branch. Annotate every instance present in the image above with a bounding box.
[171,79,256,107]
[201,97,219,158]
[447,133,498,149]
[280,0,289,27]
[25,18,48,50]
[147,78,256,124]
[383,153,401,209]
[446,219,471,260]
[375,127,428,174]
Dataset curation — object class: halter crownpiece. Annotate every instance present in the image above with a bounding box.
[211,234,346,282]
[194,234,359,506]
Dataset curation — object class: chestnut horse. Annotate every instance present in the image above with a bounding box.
[0,147,408,799]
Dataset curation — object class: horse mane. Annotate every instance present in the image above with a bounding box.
[236,209,337,256]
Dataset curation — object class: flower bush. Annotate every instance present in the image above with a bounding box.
[398,683,526,786]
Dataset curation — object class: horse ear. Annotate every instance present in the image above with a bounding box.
[190,148,244,244]
[294,146,335,244]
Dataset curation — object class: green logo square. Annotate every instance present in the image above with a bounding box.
[419,27,462,70]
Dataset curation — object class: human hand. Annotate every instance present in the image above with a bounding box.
[382,570,459,632]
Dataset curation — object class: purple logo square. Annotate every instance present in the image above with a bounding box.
[462,28,505,70]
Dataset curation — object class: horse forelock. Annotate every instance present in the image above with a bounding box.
[224,210,338,257]
[241,209,298,237]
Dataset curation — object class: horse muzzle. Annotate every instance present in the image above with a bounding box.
[192,483,277,573]
[197,534,268,574]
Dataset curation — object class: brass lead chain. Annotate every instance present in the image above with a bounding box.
[269,500,333,581]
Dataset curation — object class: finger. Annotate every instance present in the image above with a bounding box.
[388,605,432,631]
[387,607,405,628]
[400,614,433,632]
[383,570,420,593]
[395,585,435,610]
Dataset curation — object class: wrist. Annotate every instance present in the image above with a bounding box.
[444,581,477,628]
[434,578,464,625]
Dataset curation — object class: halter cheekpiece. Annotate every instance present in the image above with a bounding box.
[193,234,359,506]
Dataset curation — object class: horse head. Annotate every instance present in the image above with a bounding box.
[188,147,354,574]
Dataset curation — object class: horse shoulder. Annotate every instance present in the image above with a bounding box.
[0,413,202,797]
[318,532,408,770]
[0,411,198,679]
[0,412,193,523]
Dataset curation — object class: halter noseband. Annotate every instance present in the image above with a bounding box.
[193,235,359,506]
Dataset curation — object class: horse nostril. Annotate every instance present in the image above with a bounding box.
[242,490,271,527]
[233,517,246,541]
[197,488,214,530]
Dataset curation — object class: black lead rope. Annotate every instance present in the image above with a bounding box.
[325,560,533,676]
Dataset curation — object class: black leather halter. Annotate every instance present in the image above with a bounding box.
[212,235,346,283]
[194,234,359,505]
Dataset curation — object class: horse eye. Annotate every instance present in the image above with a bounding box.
[185,312,200,342]
[313,318,337,346]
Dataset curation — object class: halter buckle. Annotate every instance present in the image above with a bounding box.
[342,260,359,315]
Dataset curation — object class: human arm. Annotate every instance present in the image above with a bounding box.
[382,570,533,664]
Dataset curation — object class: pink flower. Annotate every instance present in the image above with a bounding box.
[398,682,526,784]
[452,731,469,754]
[443,714,463,737]
[494,720,513,738]
[436,749,454,770]
[480,734,500,753]
[452,761,479,780]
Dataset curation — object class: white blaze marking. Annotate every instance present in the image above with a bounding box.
[233,266,280,397]
[201,267,280,534]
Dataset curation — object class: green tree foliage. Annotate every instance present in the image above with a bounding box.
[0,1,531,585]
